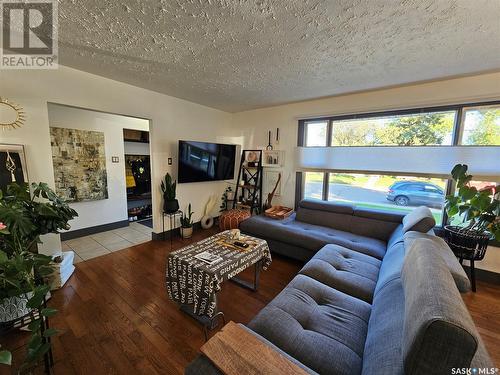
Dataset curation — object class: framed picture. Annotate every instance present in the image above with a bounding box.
[0,144,28,192]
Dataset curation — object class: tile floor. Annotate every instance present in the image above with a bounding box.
[62,221,153,262]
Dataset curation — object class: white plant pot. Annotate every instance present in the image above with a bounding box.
[226,192,235,201]
[181,226,193,239]
[0,292,33,323]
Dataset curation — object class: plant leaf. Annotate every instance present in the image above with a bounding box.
[0,350,12,365]
[41,308,58,317]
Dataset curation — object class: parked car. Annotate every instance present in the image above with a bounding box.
[386,181,444,207]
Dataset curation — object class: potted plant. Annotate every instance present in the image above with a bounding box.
[219,186,234,212]
[444,164,499,260]
[0,182,78,371]
[180,204,194,239]
[161,173,179,214]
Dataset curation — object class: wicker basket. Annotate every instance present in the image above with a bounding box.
[443,225,490,260]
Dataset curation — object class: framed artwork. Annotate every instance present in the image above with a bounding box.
[50,127,108,202]
[0,144,28,192]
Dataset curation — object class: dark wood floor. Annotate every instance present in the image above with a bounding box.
[2,228,499,373]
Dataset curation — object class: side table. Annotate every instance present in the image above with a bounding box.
[162,210,183,249]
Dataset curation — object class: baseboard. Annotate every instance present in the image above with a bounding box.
[152,221,204,241]
[462,265,500,285]
[61,220,130,241]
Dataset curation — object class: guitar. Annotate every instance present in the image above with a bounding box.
[264,173,281,210]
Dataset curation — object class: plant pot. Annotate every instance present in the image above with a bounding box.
[180,226,193,239]
[226,191,235,201]
[0,292,33,323]
[163,199,179,214]
[444,225,490,260]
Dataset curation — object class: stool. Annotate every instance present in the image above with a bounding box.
[219,209,251,231]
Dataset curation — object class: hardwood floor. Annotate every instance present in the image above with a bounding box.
[1,228,499,373]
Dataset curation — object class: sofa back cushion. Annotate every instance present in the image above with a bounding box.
[402,206,436,233]
[351,208,404,241]
[401,243,479,375]
[404,231,471,292]
[295,199,354,232]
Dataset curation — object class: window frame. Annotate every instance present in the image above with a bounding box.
[296,100,500,226]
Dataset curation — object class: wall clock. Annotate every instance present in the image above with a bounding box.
[0,97,25,130]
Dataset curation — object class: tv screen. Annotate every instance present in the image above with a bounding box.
[178,141,236,183]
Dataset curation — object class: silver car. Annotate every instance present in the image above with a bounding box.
[386,181,444,207]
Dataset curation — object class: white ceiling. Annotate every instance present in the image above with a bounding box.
[58,0,500,112]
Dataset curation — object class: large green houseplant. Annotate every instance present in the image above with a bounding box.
[444,164,499,256]
[0,183,78,371]
[161,173,179,214]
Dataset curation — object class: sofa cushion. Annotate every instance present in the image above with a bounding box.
[299,244,381,303]
[351,208,404,242]
[387,224,405,251]
[296,200,353,233]
[373,242,405,296]
[362,278,405,375]
[404,231,471,293]
[241,214,387,260]
[402,206,436,233]
[401,245,479,375]
[248,274,371,375]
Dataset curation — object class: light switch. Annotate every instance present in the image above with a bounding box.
[168,158,172,165]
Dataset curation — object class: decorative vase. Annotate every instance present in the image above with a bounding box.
[201,215,214,229]
[180,226,193,239]
[164,199,179,214]
[0,292,33,323]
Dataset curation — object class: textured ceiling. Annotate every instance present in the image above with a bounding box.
[58,0,500,112]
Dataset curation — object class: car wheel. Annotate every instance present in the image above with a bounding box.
[395,196,409,206]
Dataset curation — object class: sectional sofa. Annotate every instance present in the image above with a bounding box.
[186,200,493,374]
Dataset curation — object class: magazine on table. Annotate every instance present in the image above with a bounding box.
[194,251,223,265]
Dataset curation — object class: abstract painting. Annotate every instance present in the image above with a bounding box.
[50,127,108,202]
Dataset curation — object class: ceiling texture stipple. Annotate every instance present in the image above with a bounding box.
[58,0,500,112]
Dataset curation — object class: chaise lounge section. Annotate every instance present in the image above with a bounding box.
[186,202,492,374]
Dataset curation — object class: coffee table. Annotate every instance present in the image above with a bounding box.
[165,231,271,339]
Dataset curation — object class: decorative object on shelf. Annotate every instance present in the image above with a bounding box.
[50,127,108,202]
[201,196,217,229]
[444,164,499,292]
[0,144,28,192]
[0,182,78,370]
[0,97,25,130]
[161,173,179,213]
[219,208,251,231]
[264,172,281,210]
[264,205,294,220]
[262,149,283,168]
[266,130,273,150]
[180,203,194,239]
[245,151,259,167]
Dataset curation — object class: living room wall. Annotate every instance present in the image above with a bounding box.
[0,66,239,254]
[232,72,500,274]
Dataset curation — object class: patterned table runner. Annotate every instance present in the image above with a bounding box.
[166,231,271,317]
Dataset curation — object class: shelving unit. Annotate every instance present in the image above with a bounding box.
[231,150,263,215]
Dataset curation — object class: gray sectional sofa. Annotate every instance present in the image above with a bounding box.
[186,200,493,375]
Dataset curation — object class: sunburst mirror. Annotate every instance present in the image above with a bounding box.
[0,97,25,130]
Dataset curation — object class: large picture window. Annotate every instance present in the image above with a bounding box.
[298,101,500,227]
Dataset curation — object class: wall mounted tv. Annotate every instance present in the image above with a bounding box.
[178,140,236,183]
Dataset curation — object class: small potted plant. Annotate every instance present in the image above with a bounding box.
[445,164,499,260]
[161,173,179,214]
[180,204,194,239]
[219,186,234,212]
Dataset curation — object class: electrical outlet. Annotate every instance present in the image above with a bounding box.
[168,158,172,165]
[111,156,119,163]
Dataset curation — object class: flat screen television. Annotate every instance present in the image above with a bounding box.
[178,140,236,183]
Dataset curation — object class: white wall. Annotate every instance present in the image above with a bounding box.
[0,65,238,254]
[47,104,149,231]
[232,72,500,273]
